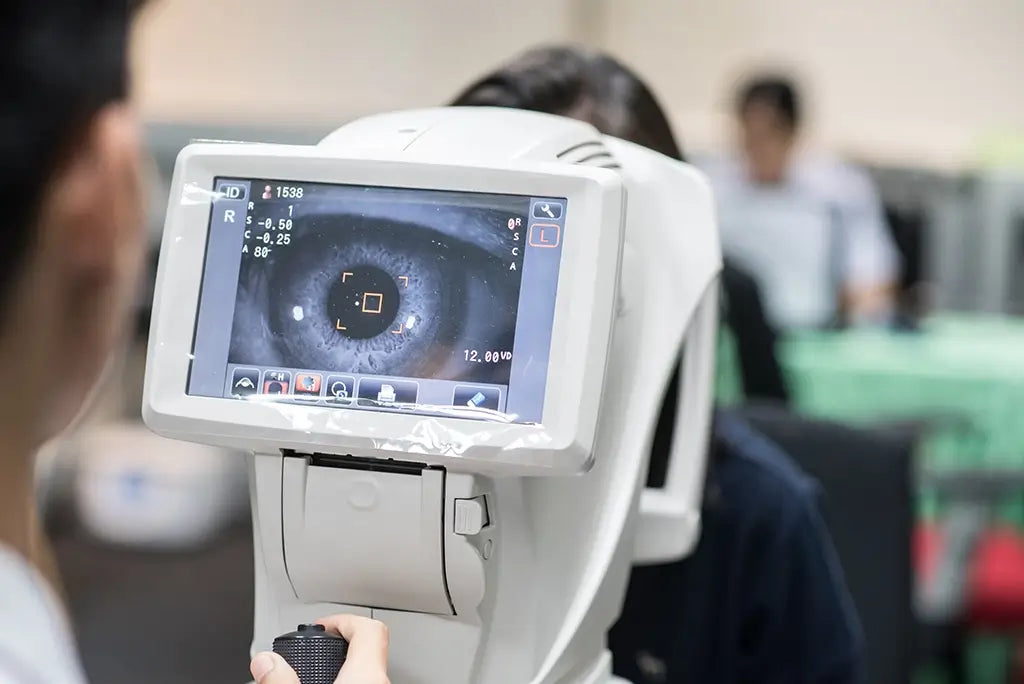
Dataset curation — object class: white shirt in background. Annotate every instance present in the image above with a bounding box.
[0,546,85,684]
[698,154,900,329]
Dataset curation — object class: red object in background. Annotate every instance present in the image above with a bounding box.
[968,527,1024,629]
[917,522,1024,682]
[915,523,1024,628]
[914,523,943,585]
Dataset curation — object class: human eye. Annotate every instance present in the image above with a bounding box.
[230,192,520,383]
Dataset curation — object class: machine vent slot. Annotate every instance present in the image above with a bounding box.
[556,140,622,170]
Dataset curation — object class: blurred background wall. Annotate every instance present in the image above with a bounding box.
[600,0,1024,169]
[132,0,587,126]
[133,0,1024,170]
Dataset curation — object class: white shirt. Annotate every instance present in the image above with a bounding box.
[698,153,900,328]
[0,547,85,684]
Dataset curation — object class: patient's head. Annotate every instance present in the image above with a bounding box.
[0,0,146,449]
[452,45,684,161]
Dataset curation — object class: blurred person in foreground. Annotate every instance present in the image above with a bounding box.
[453,46,862,684]
[0,3,387,683]
[699,75,900,329]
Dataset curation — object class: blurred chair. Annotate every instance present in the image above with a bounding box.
[884,203,926,324]
[974,171,1024,315]
[737,402,917,684]
[720,259,789,403]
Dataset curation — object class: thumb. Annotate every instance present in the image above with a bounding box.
[250,652,300,684]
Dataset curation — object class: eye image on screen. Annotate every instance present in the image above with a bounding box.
[189,178,565,423]
[227,187,526,384]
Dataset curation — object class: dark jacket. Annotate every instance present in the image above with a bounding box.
[610,412,864,683]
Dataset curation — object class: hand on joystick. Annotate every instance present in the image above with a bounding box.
[250,614,389,684]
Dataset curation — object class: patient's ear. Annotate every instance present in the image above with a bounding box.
[37,102,144,286]
[8,103,146,447]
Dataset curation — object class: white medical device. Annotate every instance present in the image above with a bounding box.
[143,107,721,684]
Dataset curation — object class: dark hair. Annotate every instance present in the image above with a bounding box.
[0,0,140,308]
[451,46,685,162]
[736,75,801,129]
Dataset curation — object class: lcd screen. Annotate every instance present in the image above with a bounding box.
[187,178,566,423]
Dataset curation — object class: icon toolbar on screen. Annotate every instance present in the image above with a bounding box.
[453,385,501,411]
[532,202,563,220]
[325,375,355,404]
[357,378,419,406]
[263,370,291,395]
[528,223,561,248]
[216,182,248,201]
[294,373,322,399]
[230,368,260,398]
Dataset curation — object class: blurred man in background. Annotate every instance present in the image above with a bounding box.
[699,75,901,329]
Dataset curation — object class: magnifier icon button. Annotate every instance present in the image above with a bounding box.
[326,375,355,404]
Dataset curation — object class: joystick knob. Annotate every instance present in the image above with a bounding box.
[272,624,349,684]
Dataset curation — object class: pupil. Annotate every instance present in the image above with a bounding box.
[327,265,401,340]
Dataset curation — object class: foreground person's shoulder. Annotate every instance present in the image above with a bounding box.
[0,546,86,684]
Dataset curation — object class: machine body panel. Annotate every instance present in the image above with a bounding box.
[143,108,720,684]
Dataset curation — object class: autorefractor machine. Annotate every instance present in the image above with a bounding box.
[143,107,721,683]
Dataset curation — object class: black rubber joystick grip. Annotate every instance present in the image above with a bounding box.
[273,624,349,684]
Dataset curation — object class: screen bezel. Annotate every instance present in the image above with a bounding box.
[143,142,624,474]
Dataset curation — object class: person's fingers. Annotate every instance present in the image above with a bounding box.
[250,652,300,684]
[315,614,389,683]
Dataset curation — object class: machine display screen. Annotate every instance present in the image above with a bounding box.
[186,178,567,424]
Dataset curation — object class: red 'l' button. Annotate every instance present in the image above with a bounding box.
[529,223,561,248]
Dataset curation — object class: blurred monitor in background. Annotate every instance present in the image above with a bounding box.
[698,75,902,330]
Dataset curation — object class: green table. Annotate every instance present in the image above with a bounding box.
[717,314,1024,520]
